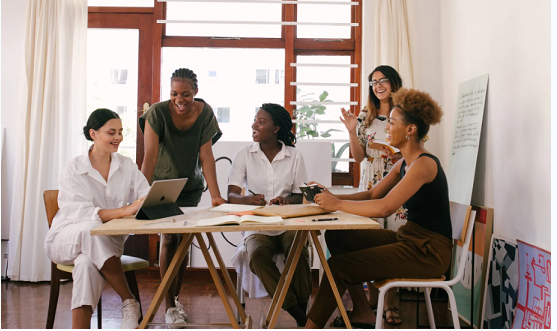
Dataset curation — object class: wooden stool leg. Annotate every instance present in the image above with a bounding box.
[97,295,102,329]
[46,264,61,329]
[125,270,144,323]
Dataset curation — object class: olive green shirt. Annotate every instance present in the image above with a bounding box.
[139,99,222,206]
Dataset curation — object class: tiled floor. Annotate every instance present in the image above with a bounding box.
[1,276,460,329]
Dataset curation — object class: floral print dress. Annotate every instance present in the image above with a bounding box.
[356,111,407,231]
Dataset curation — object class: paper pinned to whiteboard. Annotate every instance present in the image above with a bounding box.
[447,74,489,205]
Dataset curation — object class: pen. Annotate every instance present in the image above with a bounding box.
[248,189,257,195]
[312,218,339,222]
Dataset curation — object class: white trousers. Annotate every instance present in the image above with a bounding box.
[45,220,126,310]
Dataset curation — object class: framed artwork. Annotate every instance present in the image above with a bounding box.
[512,240,550,329]
[481,235,519,329]
[451,205,494,328]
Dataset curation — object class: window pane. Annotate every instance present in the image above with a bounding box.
[297,0,352,39]
[88,0,153,7]
[87,29,138,159]
[332,142,350,172]
[161,48,284,141]
[295,55,351,140]
[165,3,281,38]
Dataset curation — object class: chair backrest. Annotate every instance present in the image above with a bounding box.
[447,201,476,286]
[43,190,60,229]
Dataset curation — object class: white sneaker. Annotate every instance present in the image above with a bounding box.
[121,298,141,329]
[165,307,186,328]
[174,296,188,321]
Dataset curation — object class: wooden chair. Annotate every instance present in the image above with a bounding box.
[44,190,149,329]
[373,202,475,329]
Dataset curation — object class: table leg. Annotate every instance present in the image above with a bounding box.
[205,232,248,324]
[139,233,194,329]
[309,230,352,329]
[194,233,241,329]
[264,230,308,329]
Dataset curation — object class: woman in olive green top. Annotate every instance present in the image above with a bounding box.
[139,68,226,325]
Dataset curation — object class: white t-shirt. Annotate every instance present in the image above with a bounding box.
[45,149,151,243]
[228,142,308,238]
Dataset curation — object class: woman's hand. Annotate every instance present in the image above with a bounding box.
[248,194,267,206]
[314,192,341,212]
[211,196,227,207]
[269,196,288,206]
[339,107,358,134]
[381,147,403,160]
[124,197,145,216]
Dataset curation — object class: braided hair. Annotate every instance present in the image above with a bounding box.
[171,68,198,89]
[259,103,296,147]
[83,108,119,141]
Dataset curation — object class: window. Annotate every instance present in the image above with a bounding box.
[89,1,362,186]
[110,69,128,84]
[255,69,270,84]
[216,107,230,123]
[87,29,139,160]
[116,106,127,115]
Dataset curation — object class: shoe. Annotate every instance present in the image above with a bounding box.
[383,306,402,325]
[332,316,375,329]
[121,298,141,329]
[165,307,186,329]
[174,296,188,321]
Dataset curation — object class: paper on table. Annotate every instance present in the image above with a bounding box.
[195,215,283,227]
[209,203,263,213]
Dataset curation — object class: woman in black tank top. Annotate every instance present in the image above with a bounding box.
[305,89,453,329]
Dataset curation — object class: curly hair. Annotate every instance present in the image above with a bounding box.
[391,88,442,140]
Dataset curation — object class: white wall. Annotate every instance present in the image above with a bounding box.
[1,0,29,240]
[437,0,550,250]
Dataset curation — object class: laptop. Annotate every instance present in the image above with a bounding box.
[135,178,188,220]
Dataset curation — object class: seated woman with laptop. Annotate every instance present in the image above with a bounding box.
[227,103,311,327]
[44,108,150,329]
[304,89,453,329]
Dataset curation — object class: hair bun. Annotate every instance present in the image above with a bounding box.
[83,125,93,141]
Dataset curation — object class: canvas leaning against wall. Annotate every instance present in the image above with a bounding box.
[512,240,550,329]
[451,205,493,328]
[481,235,519,329]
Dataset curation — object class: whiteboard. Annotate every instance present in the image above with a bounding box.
[447,74,489,205]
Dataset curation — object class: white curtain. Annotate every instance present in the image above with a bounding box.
[374,0,415,88]
[8,0,88,281]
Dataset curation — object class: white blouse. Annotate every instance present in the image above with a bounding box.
[228,142,308,239]
[45,149,150,243]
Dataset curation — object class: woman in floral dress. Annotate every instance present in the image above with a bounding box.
[339,65,404,325]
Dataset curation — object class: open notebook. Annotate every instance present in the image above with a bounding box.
[195,215,283,227]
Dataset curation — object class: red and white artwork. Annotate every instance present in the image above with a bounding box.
[513,240,550,329]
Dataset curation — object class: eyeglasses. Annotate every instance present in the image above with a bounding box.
[369,78,390,87]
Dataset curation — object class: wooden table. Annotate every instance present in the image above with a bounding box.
[91,207,379,329]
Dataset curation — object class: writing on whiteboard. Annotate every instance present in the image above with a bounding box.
[451,88,487,155]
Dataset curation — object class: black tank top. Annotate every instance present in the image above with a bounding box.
[400,153,452,239]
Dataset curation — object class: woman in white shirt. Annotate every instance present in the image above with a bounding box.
[227,103,310,327]
[44,108,150,329]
